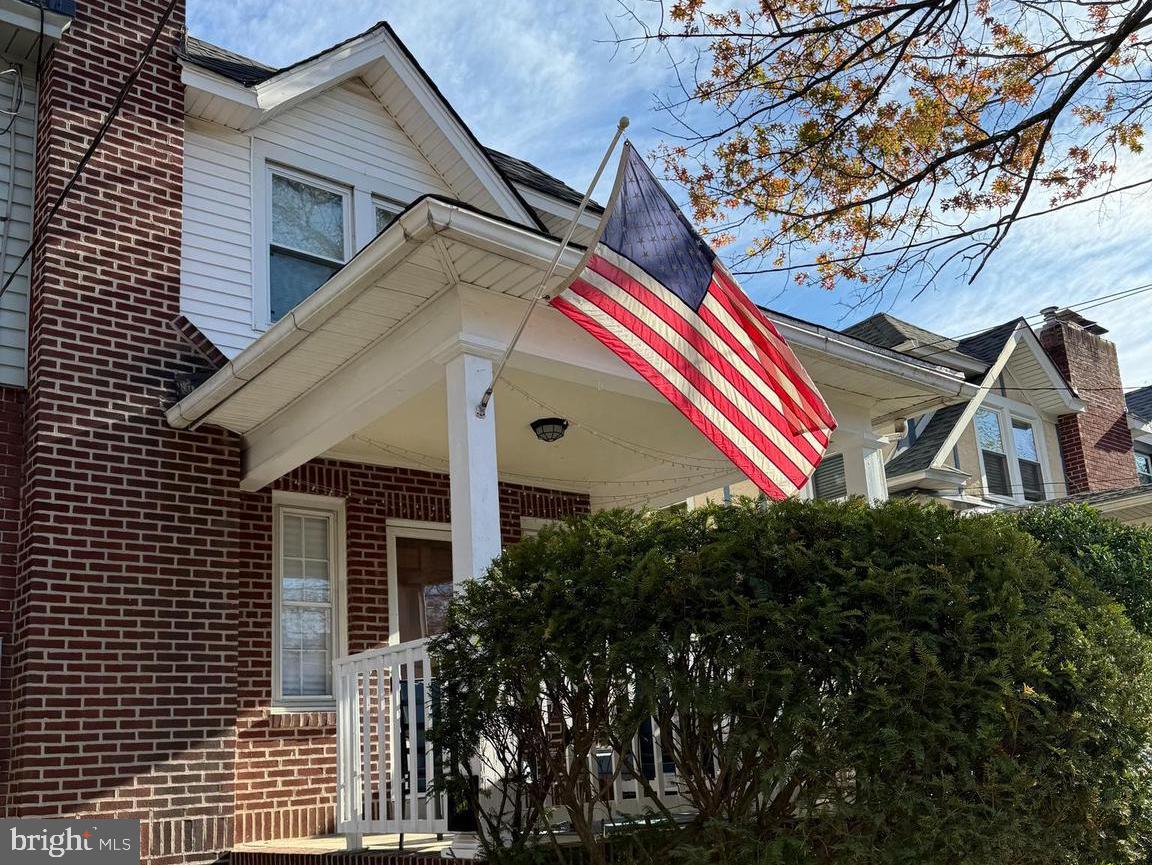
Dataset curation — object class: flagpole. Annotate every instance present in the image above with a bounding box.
[475,116,630,419]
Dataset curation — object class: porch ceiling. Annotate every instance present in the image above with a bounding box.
[325,367,738,503]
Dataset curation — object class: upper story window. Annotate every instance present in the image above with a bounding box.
[375,200,402,235]
[269,169,350,322]
[1136,452,1152,486]
[974,407,1046,502]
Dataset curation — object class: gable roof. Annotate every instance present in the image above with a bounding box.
[1127,385,1152,422]
[179,28,594,229]
[180,24,546,232]
[954,318,1024,363]
[884,402,968,477]
[842,312,955,351]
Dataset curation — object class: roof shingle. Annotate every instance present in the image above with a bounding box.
[842,313,954,351]
[884,402,968,477]
[1127,385,1152,422]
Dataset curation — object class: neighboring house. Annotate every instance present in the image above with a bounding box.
[0,6,985,864]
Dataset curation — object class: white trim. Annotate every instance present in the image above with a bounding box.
[972,405,1049,505]
[0,0,71,41]
[385,519,452,646]
[271,491,348,710]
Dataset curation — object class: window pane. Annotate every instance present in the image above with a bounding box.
[974,409,1004,453]
[269,248,339,321]
[302,517,328,559]
[1011,420,1039,462]
[1136,453,1152,484]
[282,514,303,557]
[279,509,336,699]
[982,450,1011,497]
[282,606,331,650]
[271,173,345,260]
[1019,460,1044,501]
[376,205,398,234]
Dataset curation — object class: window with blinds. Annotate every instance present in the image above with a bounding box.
[1012,419,1045,501]
[974,408,1012,497]
[812,452,847,501]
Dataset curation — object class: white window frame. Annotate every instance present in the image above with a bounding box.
[386,519,452,647]
[973,400,1051,505]
[251,142,417,332]
[271,491,347,711]
[260,164,352,329]
[1136,452,1152,485]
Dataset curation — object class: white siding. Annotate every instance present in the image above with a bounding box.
[181,80,455,357]
[0,63,36,387]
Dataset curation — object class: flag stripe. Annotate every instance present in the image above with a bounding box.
[551,293,792,497]
[586,254,829,457]
[710,268,836,429]
[575,266,821,472]
[570,278,813,485]
[595,248,832,443]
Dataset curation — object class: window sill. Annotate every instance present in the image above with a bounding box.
[265,706,337,730]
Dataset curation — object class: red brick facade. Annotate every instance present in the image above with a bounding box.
[1039,311,1139,494]
[233,462,587,845]
[0,385,24,813]
[0,2,593,862]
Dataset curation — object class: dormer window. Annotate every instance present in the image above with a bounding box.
[268,168,350,322]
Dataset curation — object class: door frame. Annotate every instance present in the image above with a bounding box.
[386,518,452,645]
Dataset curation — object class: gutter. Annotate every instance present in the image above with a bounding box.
[767,313,977,399]
[166,196,586,430]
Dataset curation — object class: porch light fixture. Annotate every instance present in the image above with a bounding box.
[530,417,568,443]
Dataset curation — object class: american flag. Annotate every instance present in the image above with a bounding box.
[550,143,836,500]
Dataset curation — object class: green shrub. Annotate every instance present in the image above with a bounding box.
[431,499,1152,865]
[1015,503,1152,635]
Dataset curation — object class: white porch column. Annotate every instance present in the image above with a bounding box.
[836,430,890,503]
[445,352,502,584]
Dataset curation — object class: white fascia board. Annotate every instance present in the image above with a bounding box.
[886,465,971,492]
[165,198,584,431]
[1015,326,1086,413]
[1128,414,1152,443]
[766,315,976,398]
[0,0,70,39]
[926,327,1023,470]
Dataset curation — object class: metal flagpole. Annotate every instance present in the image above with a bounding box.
[475,116,630,418]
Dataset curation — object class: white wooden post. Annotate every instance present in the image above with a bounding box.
[837,430,890,503]
[445,352,503,584]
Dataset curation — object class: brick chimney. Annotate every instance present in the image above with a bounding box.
[1038,306,1138,494]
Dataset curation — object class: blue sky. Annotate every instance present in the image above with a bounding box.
[188,0,1152,387]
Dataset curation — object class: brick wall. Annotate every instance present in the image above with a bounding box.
[0,385,24,812]
[8,2,243,864]
[233,459,588,844]
[1039,313,1138,494]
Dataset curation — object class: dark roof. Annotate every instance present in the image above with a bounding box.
[884,402,968,477]
[180,31,590,220]
[180,36,276,86]
[485,149,601,212]
[842,313,954,351]
[1127,385,1152,422]
[954,318,1023,363]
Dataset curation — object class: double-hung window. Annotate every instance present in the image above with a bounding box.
[268,169,349,323]
[1011,420,1045,501]
[974,407,1046,502]
[1136,452,1152,486]
[274,496,345,707]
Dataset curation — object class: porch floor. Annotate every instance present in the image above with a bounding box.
[232,833,453,860]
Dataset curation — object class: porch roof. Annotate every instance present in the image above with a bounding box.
[167,195,982,499]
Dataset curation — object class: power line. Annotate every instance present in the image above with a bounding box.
[0,0,179,301]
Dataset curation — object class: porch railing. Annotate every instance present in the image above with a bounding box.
[334,639,689,843]
[334,638,448,839]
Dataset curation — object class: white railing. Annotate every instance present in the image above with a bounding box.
[334,638,448,840]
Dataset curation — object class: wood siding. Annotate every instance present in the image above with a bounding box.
[181,80,454,358]
[0,64,36,387]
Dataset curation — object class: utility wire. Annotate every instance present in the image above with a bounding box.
[0,0,179,301]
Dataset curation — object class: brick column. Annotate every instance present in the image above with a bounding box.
[1038,308,1138,494]
[9,2,241,862]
